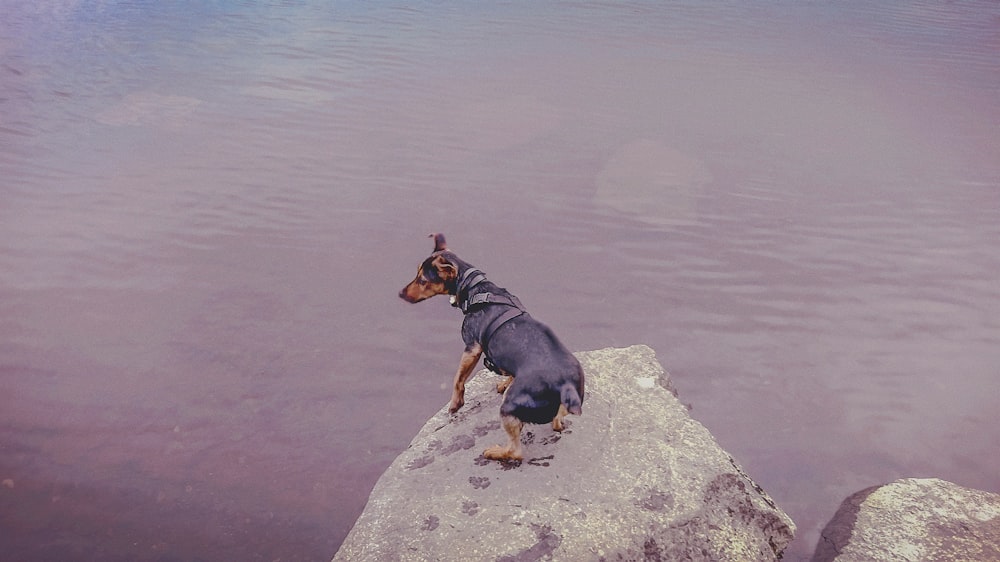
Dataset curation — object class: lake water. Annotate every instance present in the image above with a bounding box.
[2,1,998,560]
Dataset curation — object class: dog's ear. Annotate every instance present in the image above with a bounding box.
[431,255,458,281]
[429,232,447,252]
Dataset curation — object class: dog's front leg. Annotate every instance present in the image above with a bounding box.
[449,343,482,413]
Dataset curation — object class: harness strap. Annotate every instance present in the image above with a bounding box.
[481,306,527,374]
[462,291,524,314]
[452,267,486,309]
[451,267,528,374]
[466,292,493,307]
[483,306,526,343]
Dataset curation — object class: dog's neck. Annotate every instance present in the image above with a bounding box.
[452,265,487,309]
[437,254,487,310]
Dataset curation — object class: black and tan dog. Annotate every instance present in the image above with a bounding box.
[399,233,585,462]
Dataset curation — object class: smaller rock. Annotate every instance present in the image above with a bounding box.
[812,477,1000,562]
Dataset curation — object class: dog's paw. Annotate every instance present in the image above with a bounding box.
[483,445,522,462]
[448,398,464,414]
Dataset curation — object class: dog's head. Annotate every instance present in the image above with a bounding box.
[398,233,459,303]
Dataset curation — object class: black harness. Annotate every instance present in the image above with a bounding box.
[452,267,527,374]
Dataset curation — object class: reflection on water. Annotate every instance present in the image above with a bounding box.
[595,140,711,225]
[2,1,998,560]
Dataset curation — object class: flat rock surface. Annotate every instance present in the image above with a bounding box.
[334,345,794,561]
[812,477,1000,562]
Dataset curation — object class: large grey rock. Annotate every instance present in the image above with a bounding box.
[334,345,794,561]
[812,478,1000,562]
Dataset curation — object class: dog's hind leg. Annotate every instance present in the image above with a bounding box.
[496,375,514,394]
[483,415,524,461]
[551,404,569,432]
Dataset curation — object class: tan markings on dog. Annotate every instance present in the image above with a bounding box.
[399,266,448,303]
[551,404,569,432]
[431,255,457,281]
[448,343,483,413]
[483,415,524,461]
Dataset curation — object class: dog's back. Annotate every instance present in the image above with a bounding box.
[484,315,584,424]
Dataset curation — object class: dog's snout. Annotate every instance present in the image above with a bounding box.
[399,286,418,302]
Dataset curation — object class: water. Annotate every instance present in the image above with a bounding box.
[2,2,998,560]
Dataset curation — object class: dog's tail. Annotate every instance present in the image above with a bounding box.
[560,382,583,415]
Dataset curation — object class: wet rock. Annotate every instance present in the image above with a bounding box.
[333,345,795,561]
[812,478,1000,562]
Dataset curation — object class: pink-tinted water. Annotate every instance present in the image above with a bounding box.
[2,2,998,560]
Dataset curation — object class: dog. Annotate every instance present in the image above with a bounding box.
[399,233,584,462]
